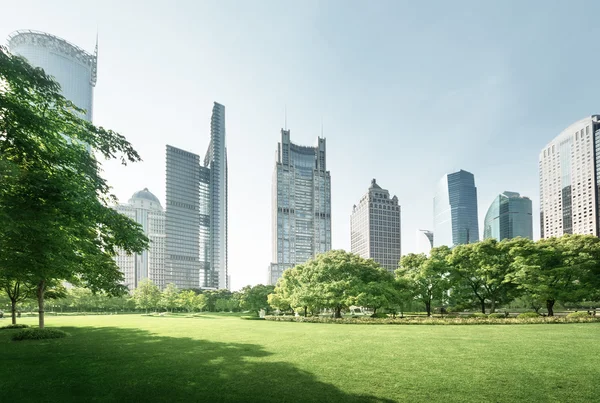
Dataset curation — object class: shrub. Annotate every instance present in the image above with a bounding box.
[370,312,389,318]
[567,311,591,318]
[0,324,29,330]
[11,328,68,341]
[240,316,265,320]
[517,312,540,318]
[488,313,506,319]
[468,313,488,318]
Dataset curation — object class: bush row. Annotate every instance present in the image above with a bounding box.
[264,315,600,325]
[0,324,29,330]
[11,328,69,341]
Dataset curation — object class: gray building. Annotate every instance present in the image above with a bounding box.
[483,191,533,241]
[350,179,401,272]
[433,170,479,247]
[165,103,228,290]
[114,189,165,289]
[539,116,600,238]
[268,129,331,285]
[8,30,97,125]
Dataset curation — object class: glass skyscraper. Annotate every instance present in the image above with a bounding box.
[350,179,401,272]
[8,30,97,123]
[165,103,228,290]
[539,116,600,238]
[433,170,479,247]
[483,191,533,241]
[268,129,331,285]
[114,189,165,289]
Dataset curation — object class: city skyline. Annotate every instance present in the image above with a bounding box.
[6,1,600,289]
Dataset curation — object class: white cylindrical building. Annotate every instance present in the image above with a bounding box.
[8,30,97,122]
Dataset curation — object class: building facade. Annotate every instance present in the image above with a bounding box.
[204,103,228,289]
[350,179,401,272]
[416,229,434,255]
[539,116,600,238]
[433,170,479,247]
[483,191,533,241]
[114,189,165,289]
[8,30,97,123]
[268,129,331,285]
[164,102,228,290]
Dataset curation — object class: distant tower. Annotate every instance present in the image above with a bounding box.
[204,103,228,289]
[433,170,479,247]
[539,116,600,238]
[350,179,402,272]
[114,189,165,289]
[416,229,434,255]
[268,129,331,285]
[484,191,533,241]
[8,30,97,123]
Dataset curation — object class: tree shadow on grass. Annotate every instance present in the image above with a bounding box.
[1,326,393,403]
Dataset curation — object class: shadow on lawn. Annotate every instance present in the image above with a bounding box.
[2,326,393,403]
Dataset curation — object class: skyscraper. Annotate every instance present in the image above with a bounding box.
[433,170,479,247]
[114,189,165,289]
[164,103,228,290]
[416,229,434,255]
[539,116,600,238]
[350,179,401,272]
[8,30,97,123]
[268,129,331,285]
[483,191,533,241]
[204,103,228,290]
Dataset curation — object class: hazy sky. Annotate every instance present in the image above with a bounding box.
[4,1,600,290]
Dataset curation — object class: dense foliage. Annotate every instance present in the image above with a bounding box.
[11,328,69,341]
[269,236,600,317]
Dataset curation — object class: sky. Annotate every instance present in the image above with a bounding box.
[4,0,600,290]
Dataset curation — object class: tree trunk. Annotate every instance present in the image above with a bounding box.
[303,306,307,317]
[334,305,342,318]
[546,299,555,317]
[37,280,46,329]
[425,301,431,317]
[480,299,486,314]
[11,300,17,325]
[373,307,378,314]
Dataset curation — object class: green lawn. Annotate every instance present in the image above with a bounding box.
[1,315,599,402]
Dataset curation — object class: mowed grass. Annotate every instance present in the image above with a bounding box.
[1,315,599,402]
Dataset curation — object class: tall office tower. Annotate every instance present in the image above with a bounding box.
[350,179,401,272]
[165,145,211,290]
[433,169,479,247]
[416,229,434,255]
[204,103,228,290]
[114,189,165,289]
[540,116,600,238]
[268,129,331,285]
[483,191,533,241]
[8,30,97,123]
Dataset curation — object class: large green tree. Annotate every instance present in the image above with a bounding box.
[132,279,161,313]
[294,250,394,318]
[0,46,148,328]
[397,247,450,316]
[448,238,528,313]
[160,283,179,312]
[510,234,600,316]
[240,284,275,315]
